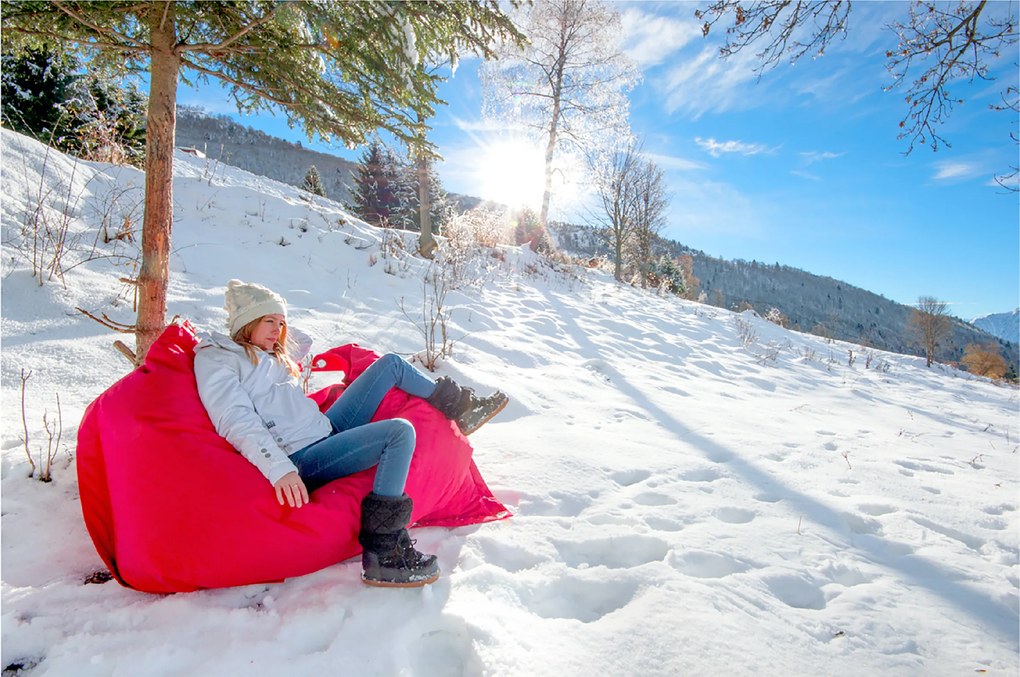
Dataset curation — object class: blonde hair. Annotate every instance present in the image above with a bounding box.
[232,316,300,377]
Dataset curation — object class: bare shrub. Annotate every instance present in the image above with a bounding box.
[764,307,787,327]
[735,316,758,346]
[961,343,1008,379]
[401,262,458,371]
[19,369,66,482]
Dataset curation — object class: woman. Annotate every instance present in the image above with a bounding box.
[193,280,508,588]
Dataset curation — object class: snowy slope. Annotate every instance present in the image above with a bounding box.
[973,309,1020,346]
[2,129,1018,676]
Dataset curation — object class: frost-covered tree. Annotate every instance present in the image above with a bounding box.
[2,1,522,363]
[483,0,640,226]
[1,46,75,139]
[590,142,640,282]
[695,0,1019,189]
[647,256,686,297]
[302,165,325,197]
[1,46,146,165]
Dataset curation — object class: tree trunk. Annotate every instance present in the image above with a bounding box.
[415,116,436,259]
[416,154,436,258]
[540,116,557,228]
[136,4,179,364]
[540,48,565,228]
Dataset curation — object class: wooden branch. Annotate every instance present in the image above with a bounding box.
[1,25,148,54]
[52,1,150,51]
[113,340,137,365]
[75,306,136,333]
[179,5,280,53]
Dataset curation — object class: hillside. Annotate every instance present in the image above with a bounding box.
[175,106,358,204]
[174,108,1015,372]
[2,129,1018,675]
[551,222,1019,370]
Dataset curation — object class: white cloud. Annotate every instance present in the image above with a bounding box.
[658,44,764,118]
[695,137,770,158]
[800,151,843,165]
[933,161,980,181]
[619,8,701,68]
[790,169,821,181]
[642,151,706,172]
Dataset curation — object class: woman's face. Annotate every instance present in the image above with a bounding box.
[250,314,285,351]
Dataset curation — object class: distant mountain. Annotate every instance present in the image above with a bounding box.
[175,106,358,204]
[972,309,1020,345]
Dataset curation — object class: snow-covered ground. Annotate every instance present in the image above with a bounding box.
[2,129,1017,676]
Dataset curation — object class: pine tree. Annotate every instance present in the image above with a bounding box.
[2,2,523,362]
[1,46,147,165]
[302,165,325,197]
[349,141,400,227]
[385,147,418,231]
[1,46,75,140]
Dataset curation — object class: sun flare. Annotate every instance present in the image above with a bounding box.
[478,139,547,210]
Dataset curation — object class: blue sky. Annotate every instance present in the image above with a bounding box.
[178,1,1019,320]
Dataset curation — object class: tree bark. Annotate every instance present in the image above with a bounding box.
[415,115,436,259]
[417,154,436,258]
[136,4,179,364]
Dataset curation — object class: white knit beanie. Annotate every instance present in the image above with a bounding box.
[224,279,287,337]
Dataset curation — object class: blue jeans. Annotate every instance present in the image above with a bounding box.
[288,353,437,497]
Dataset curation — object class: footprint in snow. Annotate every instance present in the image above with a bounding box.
[762,573,827,610]
[680,467,722,483]
[643,515,685,532]
[608,468,652,487]
[981,503,1017,516]
[553,534,670,570]
[713,507,756,524]
[518,490,593,518]
[895,459,955,476]
[469,538,545,573]
[858,504,897,517]
[670,550,752,579]
[632,491,676,507]
[520,575,639,623]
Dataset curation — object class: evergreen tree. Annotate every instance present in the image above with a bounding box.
[302,165,325,197]
[2,2,523,362]
[386,147,418,231]
[349,141,400,227]
[389,152,449,235]
[1,46,75,140]
[647,256,686,297]
[2,46,147,165]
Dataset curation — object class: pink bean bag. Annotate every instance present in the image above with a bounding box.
[76,322,509,593]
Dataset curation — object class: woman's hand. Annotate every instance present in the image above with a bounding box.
[274,471,309,508]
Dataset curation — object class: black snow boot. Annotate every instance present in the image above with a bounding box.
[454,390,509,436]
[427,376,509,436]
[358,492,439,588]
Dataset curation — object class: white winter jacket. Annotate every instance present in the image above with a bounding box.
[193,331,333,485]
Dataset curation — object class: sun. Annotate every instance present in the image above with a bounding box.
[477,139,547,210]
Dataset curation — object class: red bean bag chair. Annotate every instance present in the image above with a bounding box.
[76,321,509,593]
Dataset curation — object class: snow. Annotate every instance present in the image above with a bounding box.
[2,128,1018,676]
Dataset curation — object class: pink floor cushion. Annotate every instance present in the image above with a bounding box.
[76,322,509,593]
